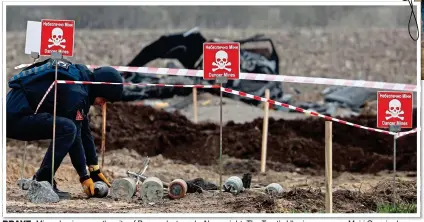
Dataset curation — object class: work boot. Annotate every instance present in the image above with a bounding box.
[32,175,71,200]
[52,180,72,200]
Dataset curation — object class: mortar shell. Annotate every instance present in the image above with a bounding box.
[223,176,244,194]
[265,183,284,195]
[94,181,109,198]
[110,177,137,200]
[140,177,164,202]
[168,179,188,199]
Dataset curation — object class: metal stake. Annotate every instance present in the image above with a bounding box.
[51,52,62,187]
[219,82,223,192]
[51,63,58,187]
[393,135,397,209]
[215,76,227,193]
[389,124,400,209]
[31,51,40,63]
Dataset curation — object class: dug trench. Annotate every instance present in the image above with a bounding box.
[5,101,418,213]
[90,103,417,174]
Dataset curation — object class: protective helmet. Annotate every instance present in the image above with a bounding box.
[91,66,123,102]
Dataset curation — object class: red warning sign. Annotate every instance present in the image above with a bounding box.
[203,42,240,80]
[377,91,413,129]
[40,19,75,57]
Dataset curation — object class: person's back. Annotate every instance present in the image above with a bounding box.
[7,58,93,120]
[6,58,123,198]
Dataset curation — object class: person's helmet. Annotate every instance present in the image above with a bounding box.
[91,66,123,102]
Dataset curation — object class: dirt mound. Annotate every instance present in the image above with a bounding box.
[279,180,416,213]
[91,103,417,173]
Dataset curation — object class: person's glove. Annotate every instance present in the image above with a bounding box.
[89,165,111,187]
[80,175,95,197]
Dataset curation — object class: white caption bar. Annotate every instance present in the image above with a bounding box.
[1,219,420,222]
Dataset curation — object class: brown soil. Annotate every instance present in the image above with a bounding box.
[6,181,417,214]
[5,146,417,213]
[279,179,416,213]
[90,103,417,174]
[6,92,417,214]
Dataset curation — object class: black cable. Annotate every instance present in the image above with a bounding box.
[407,0,419,41]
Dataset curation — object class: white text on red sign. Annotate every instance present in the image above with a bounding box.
[40,19,75,57]
[203,42,240,80]
[377,91,413,129]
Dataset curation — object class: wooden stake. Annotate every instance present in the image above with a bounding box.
[260,89,270,173]
[325,121,333,213]
[193,88,198,123]
[101,103,107,169]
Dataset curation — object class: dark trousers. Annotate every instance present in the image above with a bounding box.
[7,113,88,182]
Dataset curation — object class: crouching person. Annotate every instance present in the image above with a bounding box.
[6,58,123,198]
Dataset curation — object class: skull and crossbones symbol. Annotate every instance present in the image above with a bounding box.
[385,99,404,120]
[48,28,66,49]
[212,50,231,72]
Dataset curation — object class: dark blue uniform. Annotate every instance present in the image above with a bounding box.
[7,58,98,182]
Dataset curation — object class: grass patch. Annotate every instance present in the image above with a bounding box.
[376,203,417,213]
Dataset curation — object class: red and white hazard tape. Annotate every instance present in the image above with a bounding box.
[396,128,419,139]
[221,87,418,137]
[34,81,55,114]
[32,79,418,138]
[14,63,417,91]
[34,80,219,114]
[55,80,220,88]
